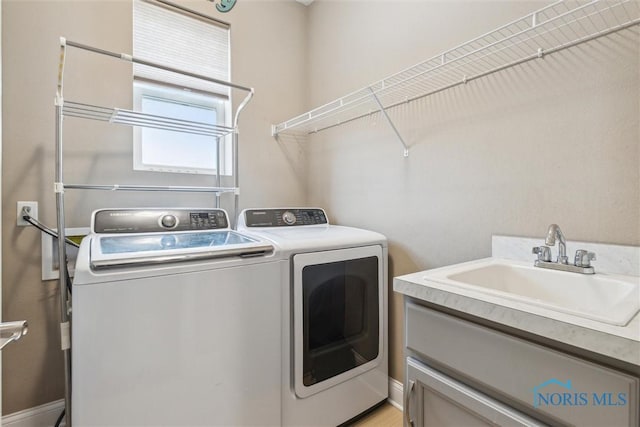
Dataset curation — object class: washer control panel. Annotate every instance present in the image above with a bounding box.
[243,208,328,227]
[93,209,229,234]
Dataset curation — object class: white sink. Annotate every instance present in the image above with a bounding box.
[423,258,640,326]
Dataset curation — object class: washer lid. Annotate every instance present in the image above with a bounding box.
[89,230,273,270]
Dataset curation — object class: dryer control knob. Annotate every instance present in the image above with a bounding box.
[161,214,177,229]
[282,211,297,225]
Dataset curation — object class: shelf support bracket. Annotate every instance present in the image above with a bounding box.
[368,87,409,157]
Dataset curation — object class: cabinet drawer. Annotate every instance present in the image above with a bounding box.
[406,302,639,426]
[407,357,545,427]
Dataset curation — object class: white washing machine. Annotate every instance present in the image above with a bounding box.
[72,208,285,426]
[237,207,388,426]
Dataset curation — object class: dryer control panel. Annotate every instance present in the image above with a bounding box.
[93,208,229,234]
[243,208,328,227]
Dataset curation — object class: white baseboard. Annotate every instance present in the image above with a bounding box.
[4,380,403,426]
[388,377,404,411]
[2,399,65,427]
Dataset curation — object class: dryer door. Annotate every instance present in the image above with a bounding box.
[293,245,384,398]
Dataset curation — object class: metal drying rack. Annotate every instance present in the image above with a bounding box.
[272,0,640,157]
[54,37,254,426]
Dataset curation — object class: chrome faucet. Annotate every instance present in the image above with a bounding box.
[545,224,568,264]
[532,224,596,274]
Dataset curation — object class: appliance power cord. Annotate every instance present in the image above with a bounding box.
[20,209,73,426]
[21,209,80,248]
[54,408,65,427]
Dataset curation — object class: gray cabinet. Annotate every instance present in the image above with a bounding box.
[404,301,640,426]
[406,358,544,426]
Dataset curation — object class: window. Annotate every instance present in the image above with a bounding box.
[133,0,231,175]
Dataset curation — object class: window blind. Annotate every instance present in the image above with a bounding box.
[133,0,230,96]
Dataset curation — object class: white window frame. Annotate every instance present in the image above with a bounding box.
[133,80,231,175]
[133,0,232,176]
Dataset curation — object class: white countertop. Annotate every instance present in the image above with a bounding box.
[395,267,639,366]
[394,236,640,367]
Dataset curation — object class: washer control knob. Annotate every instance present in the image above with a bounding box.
[161,214,177,229]
[282,211,297,225]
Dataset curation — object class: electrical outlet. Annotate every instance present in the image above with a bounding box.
[17,201,38,227]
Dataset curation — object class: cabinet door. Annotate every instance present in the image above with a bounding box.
[405,302,639,426]
[406,358,546,427]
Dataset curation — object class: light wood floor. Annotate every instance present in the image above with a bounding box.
[350,403,402,427]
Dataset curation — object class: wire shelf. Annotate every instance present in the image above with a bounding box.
[62,100,235,138]
[63,184,239,194]
[64,184,239,194]
[272,0,640,137]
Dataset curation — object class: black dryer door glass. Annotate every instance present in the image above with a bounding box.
[302,256,379,387]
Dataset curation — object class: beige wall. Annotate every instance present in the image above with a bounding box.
[2,0,308,414]
[3,0,640,416]
[303,1,640,383]
[0,0,3,415]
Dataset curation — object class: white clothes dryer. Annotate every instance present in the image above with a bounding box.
[72,208,285,426]
[237,207,389,426]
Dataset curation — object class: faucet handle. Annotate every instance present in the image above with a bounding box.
[574,250,596,267]
[532,246,551,262]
